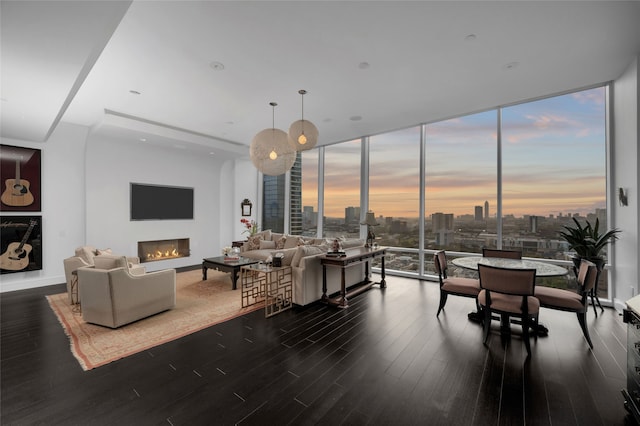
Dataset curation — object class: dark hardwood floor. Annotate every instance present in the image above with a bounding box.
[1,273,635,425]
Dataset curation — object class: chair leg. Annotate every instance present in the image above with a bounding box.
[483,307,491,344]
[590,290,599,318]
[577,312,594,349]
[595,293,604,312]
[522,315,531,357]
[437,291,448,317]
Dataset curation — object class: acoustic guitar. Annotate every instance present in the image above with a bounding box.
[1,159,34,207]
[0,219,37,271]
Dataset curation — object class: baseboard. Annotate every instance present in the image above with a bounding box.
[0,274,66,293]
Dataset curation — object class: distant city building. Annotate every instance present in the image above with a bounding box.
[390,220,408,234]
[303,206,317,227]
[345,206,360,225]
[484,201,489,219]
[474,206,483,221]
[529,215,538,233]
[432,212,454,231]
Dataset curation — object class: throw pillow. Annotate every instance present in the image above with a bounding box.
[75,246,96,265]
[95,248,113,256]
[259,240,276,250]
[291,245,324,268]
[271,248,297,266]
[341,239,365,249]
[284,235,304,249]
[247,235,263,251]
[255,229,272,242]
[275,235,287,249]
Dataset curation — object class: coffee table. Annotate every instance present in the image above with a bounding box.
[202,256,259,290]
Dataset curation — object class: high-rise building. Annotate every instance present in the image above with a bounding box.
[484,200,489,219]
[289,153,302,235]
[432,212,454,232]
[474,205,483,221]
[303,206,316,226]
[345,206,360,225]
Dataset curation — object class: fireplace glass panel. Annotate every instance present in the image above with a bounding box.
[138,238,190,263]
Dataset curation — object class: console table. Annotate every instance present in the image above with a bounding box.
[320,246,386,308]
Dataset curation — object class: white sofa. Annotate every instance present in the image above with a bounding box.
[239,231,366,306]
[63,246,143,304]
[77,255,175,328]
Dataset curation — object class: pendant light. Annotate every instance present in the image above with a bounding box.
[288,89,318,151]
[250,102,296,176]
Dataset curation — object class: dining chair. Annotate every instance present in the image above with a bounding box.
[434,251,481,317]
[482,248,523,259]
[534,259,597,348]
[478,264,538,357]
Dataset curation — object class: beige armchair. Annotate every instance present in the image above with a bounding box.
[77,255,175,328]
[63,245,141,303]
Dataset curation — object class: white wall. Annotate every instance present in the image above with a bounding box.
[1,122,258,291]
[85,133,228,272]
[1,122,88,291]
[613,55,640,310]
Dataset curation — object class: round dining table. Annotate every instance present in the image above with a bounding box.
[451,256,568,277]
[451,256,568,336]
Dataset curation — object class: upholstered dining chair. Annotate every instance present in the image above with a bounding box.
[478,264,538,357]
[534,259,597,349]
[434,250,481,317]
[482,248,523,259]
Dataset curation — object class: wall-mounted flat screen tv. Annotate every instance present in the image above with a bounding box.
[130,183,194,220]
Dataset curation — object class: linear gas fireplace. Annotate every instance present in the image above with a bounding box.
[138,238,190,263]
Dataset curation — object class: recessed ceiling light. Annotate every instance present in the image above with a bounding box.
[209,61,225,71]
[139,138,147,142]
[358,62,370,70]
[129,90,141,95]
[209,151,216,155]
[465,34,477,41]
[350,116,363,121]
[502,61,519,71]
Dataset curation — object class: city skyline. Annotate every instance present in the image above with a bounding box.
[302,87,606,219]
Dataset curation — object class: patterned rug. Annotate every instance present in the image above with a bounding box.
[46,269,263,370]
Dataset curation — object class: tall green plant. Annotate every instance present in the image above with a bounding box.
[559,217,620,259]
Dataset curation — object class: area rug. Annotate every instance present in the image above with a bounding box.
[46,269,264,371]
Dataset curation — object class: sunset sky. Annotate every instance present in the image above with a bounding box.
[302,87,606,219]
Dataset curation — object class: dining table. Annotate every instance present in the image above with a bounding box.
[450,256,568,336]
[451,256,568,277]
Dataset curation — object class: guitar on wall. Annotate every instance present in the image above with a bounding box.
[1,159,34,207]
[0,219,37,271]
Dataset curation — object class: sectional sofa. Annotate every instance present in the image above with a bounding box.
[238,230,366,306]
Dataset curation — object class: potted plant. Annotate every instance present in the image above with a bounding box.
[559,217,621,272]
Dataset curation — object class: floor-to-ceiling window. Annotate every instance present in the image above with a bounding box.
[370,127,421,272]
[425,111,498,260]
[294,85,609,298]
[501,86,608,292]
[300,149,319,237]
[323,140,361,239]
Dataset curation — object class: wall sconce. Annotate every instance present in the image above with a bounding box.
[619,188,628,206]
[241,199,252,216]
